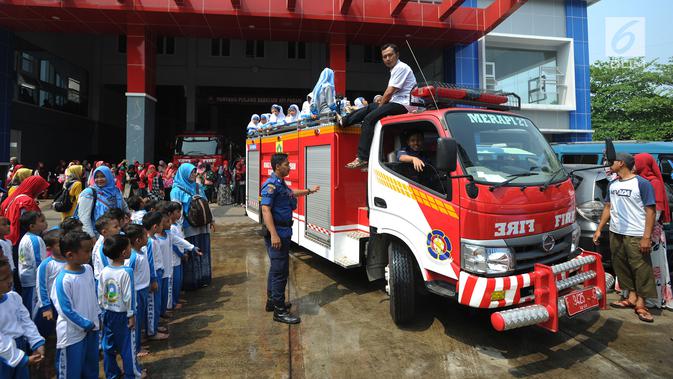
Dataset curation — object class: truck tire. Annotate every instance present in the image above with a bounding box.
[388,241,415,324]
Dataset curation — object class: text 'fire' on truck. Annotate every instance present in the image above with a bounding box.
[245,83,615,332]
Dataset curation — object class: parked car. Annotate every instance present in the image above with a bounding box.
[566,164,612,270]
[566,163,673,275]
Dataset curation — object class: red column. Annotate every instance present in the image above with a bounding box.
[126,25,156,97]
[330,34,347,95]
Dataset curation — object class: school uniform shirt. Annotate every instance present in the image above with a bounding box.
[148,236,165,273]
[130,210,146,225]
[605,175,657,237]
[388,60,417,107]
[0,291,45,367]
[97,265,135,317]
[51,265,100,349]
[92,235,107,282]
[169,229,195,267]
[0,238,14,271]
[125,248,152,291]
[35,256,66,312]
[18,232,47,288]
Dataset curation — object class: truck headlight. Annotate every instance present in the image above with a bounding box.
[571,222,581,252]
[576,201,603,224]
[461,243,515,275]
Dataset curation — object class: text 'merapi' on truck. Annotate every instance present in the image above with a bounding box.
[245,82,617,332]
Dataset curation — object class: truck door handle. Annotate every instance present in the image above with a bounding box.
[374,197,387,208]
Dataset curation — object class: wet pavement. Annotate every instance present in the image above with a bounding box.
[41,206,672,378]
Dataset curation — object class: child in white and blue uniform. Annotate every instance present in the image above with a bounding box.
[34,229,67,338]
[141,211,168,340]
[98,234,144,378]
[51,231,99,379]
[0,257,46,378]
[17,211,48,316]
[123,224,154,356]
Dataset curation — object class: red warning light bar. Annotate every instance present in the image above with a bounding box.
[411,82,520,111]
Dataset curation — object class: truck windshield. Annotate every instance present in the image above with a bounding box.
[175,136,220,156]
[444,111,565,186]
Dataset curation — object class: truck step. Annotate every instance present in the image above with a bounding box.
[334,255,360,268]
[346,231,369,239]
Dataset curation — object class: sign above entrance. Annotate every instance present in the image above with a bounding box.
[207,96,303,105]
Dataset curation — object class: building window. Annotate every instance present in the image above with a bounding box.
[211,39,230,57]
[67,78,81,104]
[245,40,264,58]
[18,83,36,105]
[363,45,381,63]
[157,36,175,55]
[39,60,55,84]
[485,47,562,105]
[287,42,306,59]
[118,35,127,54]
[21,52,35,74]
[39,90,54,108]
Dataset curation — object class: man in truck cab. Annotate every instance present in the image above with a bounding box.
[340,43,417,169]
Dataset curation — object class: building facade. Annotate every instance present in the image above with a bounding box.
[0,0,595,168]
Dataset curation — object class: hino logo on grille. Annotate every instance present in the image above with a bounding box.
[542,234,555,252]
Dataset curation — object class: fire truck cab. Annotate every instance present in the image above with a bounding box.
[246,83,613,332]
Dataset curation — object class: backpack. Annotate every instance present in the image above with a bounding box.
[179,184,212,227]
[52,182,74,212]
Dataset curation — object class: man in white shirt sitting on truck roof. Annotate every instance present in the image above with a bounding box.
[340,43,417,169]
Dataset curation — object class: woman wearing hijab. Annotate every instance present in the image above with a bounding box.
[301,93,313,116]
[170,163,213,289]
[247,114,261,136]
[126,164,140,197]
[635,153,673,309]
[259,114,270,130]
[269,104,285,124]
[59,165,84,220]
[310,68,337,116]
[147,164,165,201]
[76,166,129,237]
[1,176,50,245]
[7,168,33,197]
[285,104,300,124]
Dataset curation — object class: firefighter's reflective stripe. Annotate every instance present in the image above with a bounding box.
[305,145,331,246]
[247,150,260,212]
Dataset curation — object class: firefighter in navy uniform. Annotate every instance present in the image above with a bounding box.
[261,153,319,324]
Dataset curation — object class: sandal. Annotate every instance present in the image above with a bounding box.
[610,299,635,309]
[634,306,654,323]
[345,158,368,169]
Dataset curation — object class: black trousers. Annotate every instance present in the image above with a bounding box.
[343,102,408,160]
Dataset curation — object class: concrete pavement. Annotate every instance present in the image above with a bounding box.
[40,205,673,379]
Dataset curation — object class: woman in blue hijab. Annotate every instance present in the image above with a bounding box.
[310,68,336,116]
[76,165,128,237]
[170,163,212,289]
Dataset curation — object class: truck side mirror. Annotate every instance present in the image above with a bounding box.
[436,138,457,172]
[604,138,616,165]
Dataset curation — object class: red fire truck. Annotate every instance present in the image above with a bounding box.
[173,133,225,170]
[245,83,614,332]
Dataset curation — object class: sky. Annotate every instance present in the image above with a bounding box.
[587,0,673,63]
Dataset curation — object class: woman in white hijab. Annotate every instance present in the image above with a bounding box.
[246,114,260,136]
[310,68,336,116]
[285,104,300,123]
[301,93,313,116]
[269,104,285,124]
[259,113,270,130]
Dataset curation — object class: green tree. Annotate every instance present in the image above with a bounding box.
[590,57,673,141]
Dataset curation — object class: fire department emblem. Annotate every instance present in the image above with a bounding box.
[426,230,452,261]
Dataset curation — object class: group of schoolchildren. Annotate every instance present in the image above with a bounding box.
[1,198,201,379]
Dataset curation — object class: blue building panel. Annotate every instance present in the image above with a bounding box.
[566,0,592,142]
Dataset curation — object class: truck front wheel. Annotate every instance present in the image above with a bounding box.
[388,241,416,325]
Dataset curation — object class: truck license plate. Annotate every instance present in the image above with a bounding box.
[564,287,599,317]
